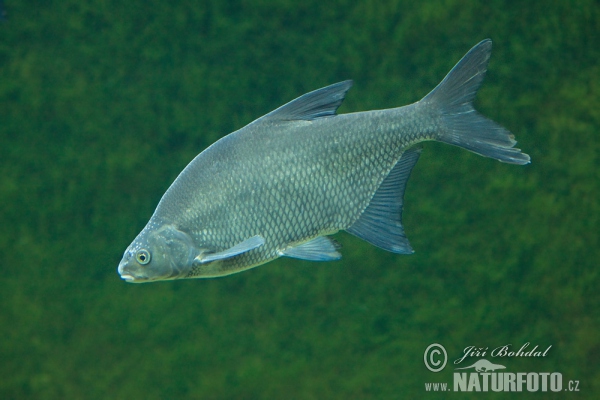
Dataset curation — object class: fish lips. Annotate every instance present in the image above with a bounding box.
[117,256,188,283]
[118,272,138,282]
[117,259,148,283]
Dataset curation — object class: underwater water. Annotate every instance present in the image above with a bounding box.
[0,0,598,398]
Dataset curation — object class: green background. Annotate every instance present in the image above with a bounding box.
[1,0,598,398]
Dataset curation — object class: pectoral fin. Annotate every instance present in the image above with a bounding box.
[281,236,341,261]
[195,235,265,263]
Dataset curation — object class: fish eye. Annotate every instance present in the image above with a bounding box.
[136,249,151,265]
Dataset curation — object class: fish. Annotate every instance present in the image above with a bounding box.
[0,0,6,21]
[117,39,529,283]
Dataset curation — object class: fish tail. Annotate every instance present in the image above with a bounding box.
[421,39,530,165]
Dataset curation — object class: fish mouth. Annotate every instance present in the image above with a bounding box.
[119,274,136,282]
[118,273,150,283]
[117,261,146,283]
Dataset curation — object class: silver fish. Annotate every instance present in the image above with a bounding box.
[118,39,529,283]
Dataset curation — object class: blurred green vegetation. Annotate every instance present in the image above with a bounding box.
[0,0,598,398]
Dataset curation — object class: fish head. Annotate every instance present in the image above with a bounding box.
[117,224,197,283]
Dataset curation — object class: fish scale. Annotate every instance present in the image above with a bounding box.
[118,39,529,283]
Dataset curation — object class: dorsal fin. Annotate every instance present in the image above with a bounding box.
[263,80,353,121]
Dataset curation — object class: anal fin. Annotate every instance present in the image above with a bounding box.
[281,236,341,261]
[346,146,422,254]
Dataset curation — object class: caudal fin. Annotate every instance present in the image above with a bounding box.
[421,39,530,165]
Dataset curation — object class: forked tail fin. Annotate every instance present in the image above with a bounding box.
[421,39,530,165]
